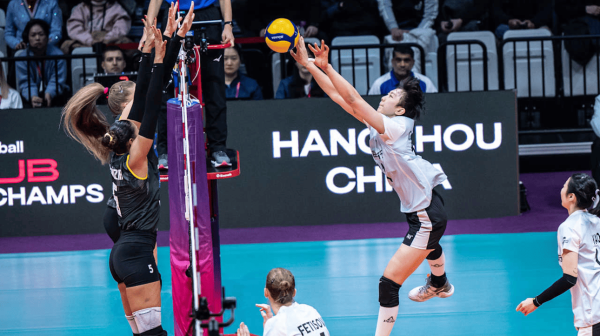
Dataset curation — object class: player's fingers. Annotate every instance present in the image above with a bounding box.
[516,303,522,311]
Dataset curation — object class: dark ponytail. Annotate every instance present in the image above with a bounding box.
[399,77,425,120]
[266,268,296,305]
[101,120,136,155]
[567,173,600,216]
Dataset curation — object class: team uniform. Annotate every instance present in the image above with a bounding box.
[263,302,330,336]
[368,115,448,249]
[108,152,161,287]
[557,210,600,334]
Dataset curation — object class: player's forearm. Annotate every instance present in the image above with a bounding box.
[219,0,233,22]
[323,64,363,106]
[307,62,340,98]
[145,0,163,26]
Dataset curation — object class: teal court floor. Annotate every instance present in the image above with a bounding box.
[0,232,576,335]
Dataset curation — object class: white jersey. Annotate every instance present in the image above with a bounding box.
[263,302,330,336]
[557,210,600,328]
[368,115,447,213]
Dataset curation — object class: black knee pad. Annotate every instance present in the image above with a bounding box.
[426,244,443,261]
[379,276,401,307]
[140,325,167,336]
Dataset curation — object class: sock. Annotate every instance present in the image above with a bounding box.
[430,272,447,288]
[126,315,139,335]
[375,305,399,336]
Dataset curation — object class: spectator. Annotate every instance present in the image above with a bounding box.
[5,0,63,51]
[101,45,126,73]
[224,45,263,100]
[491,0,552,40]
[276,47,325,99]
[590,94,600,184]
[235,268,331,336]
[16,19,68,108]
[369,44,437,95]
[556,0,600,66]
[436,0,489,44]
[378,0,439,74]
[320,0,386,38]
[61,0,131,55]
[0,65,23,109]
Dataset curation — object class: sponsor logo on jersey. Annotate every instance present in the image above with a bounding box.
[592,233,600,245]
[0,141,24,154]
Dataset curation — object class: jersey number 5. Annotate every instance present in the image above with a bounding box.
[112,182,122,217]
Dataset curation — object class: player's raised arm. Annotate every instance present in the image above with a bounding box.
[315,42,385,133]
[290,37,364,124]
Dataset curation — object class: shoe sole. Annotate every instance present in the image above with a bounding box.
[159,165,168,170]
[408,284,454,302]
[211,160,232,168]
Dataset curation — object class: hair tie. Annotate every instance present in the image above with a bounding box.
[104,87,109,99]
[104,132,113,143]
[593,189,600,209]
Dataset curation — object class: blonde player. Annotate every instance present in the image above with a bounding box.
[289,37,454,336]
[236,268,330,336]
[517,173,600,335]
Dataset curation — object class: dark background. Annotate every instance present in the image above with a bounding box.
[0,91,518,236]
[218,91,520,228]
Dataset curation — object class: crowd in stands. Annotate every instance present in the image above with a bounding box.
[3,0,600,109]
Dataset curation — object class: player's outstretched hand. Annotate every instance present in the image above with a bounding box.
[153,26,167,62]
[177,1,195,38]
[142,22,157,53]
[236,322,250,336]
[290,36,310,67]
[164,2,182,38]
[255,303,273,326]
[308,40,329,70]
[516,298,538,316]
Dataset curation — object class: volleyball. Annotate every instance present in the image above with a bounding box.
[265,18,299,53]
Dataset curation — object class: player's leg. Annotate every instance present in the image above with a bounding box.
[375,244,430,336]
[110,244,140,335]
[115,242,166,335]
[408,191,454,302]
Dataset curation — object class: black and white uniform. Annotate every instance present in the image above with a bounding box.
[108,151,161,287]
[557,210,600,335]
[263,302,330,336]
[368,115,448,249]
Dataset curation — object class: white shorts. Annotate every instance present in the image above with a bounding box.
[577,323,600,336]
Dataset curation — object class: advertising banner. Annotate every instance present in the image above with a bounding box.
[219,91,519,228]
[0,107,170,237]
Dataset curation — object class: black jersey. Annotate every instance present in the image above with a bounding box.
[109,151,160,232]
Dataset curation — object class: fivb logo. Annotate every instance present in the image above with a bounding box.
[0,141,24,154]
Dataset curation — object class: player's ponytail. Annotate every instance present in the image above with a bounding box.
[399,77,425,120]
[566,173,600,216]
[266,268,296,305]
[101,120,136,155]
[62,83,112,164]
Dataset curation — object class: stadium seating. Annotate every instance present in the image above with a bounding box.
[503,29,555,98]
[562,40,600,97]
[446,31,499,92]
[331,35,381,95]
[0,9,5,28]
[71,47,97,93]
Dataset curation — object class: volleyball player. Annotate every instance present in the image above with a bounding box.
[235,268,330,336]
[61,23,170,336]
[517,173,600,335]
[290,37,453,336]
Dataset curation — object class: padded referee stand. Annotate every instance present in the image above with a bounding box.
[166,98,223,336]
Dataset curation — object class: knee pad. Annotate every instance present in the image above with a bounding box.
[426,244,443,261]
[379,276,401,308]
[140,326,167,336]
[133,307,162,334]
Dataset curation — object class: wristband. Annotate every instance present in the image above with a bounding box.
[224,21,233,26]
[533,297,541,307]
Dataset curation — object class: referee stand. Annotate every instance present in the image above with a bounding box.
[164,19,240,336]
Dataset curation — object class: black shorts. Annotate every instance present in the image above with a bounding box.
[403,190,447,250]
[109,230,160,287]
